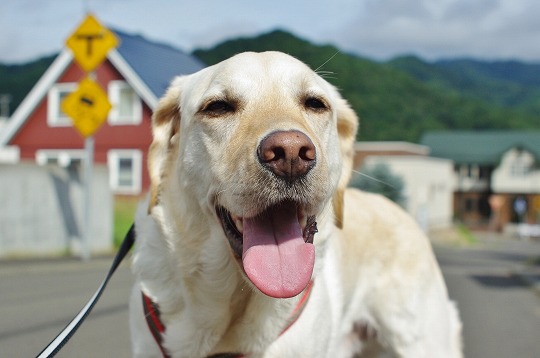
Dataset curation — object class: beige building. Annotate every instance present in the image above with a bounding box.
[421,131,540,233]
[353,142,454,230]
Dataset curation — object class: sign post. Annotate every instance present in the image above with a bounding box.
[62,14,119,260]
[82,136,94,261]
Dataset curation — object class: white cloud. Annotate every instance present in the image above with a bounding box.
[334,0,540,61]
[1,0,539,63]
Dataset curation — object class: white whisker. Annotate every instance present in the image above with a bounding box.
[317,73,338,80]
[314,51,340,73]
[351,169,397,189]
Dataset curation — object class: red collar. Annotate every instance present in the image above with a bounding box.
[142,280,314,358]
[142,293,170,358]
[279,280,314,334]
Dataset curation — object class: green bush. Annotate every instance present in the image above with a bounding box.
[349,162,406,207]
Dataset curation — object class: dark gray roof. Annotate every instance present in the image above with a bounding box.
[420,130,540,165]
[114,30,206,98]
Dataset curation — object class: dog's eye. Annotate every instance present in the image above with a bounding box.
[202,100,236,116]
[304,97,328,111]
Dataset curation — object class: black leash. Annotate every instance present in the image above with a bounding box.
[36,224,135,358]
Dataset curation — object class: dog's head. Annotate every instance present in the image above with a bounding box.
[148,52,358,298]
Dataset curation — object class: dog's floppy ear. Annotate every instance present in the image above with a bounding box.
[332,97,359,228]
[148,77,185,212]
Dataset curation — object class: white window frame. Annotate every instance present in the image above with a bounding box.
[47,82,77,127]
[108,80,142,125]
[510,162,529,177]
[35,149,84,167]
[107,149,142,194]
[510,151,531,177]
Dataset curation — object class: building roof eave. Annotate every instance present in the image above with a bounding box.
[107,49,158,110]
[0,50,73,147]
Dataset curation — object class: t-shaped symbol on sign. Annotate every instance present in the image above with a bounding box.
[76,33,104,57]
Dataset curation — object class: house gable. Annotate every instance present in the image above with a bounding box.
[9,58,153,158]
[6,57,154,192]
[492,147,540,194]
[0,30,206,148]
[0,29,206,194]
[0,50,73,147]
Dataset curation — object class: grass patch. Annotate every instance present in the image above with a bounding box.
[430,224,480,246]
[114,196,140,248]
[456,224,479,245]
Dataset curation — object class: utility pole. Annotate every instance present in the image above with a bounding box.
[0,94,12,118]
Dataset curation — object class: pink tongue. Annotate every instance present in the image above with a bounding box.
[242,204,315,298]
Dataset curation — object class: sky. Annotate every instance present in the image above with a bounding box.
[1,0,539,64]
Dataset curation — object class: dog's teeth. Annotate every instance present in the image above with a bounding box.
[234,217,244,234]
[299,212,307,228]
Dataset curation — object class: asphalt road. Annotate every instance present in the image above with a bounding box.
[435,235,540,358]
[1,235,539,357]
[0,257,133,357]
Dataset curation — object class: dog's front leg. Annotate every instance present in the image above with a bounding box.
[162,305,232,358]
[161,240,241,357]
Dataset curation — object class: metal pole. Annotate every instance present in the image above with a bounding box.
[80,70,98,261]
[0,94,12,117]
[82,135,94,261]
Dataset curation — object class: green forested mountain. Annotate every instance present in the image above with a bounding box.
[1,30,538,142]
[389,56,540,118]
[0,54,55,116]
[194,30,539,141]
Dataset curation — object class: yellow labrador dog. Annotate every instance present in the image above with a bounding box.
[129,51,462,357]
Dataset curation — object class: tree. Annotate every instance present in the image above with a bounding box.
[349,162,406,207]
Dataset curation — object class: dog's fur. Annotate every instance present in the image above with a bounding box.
[129,51,462,357]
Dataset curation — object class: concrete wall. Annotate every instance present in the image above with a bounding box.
[0,163,112,258]
[363,155,454,230]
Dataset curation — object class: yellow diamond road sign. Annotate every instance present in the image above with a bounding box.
[66,14,119,72]
[61,77,112,138]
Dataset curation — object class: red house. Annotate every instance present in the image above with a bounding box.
[0,30,205,195]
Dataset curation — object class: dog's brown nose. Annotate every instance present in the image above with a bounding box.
[258,130,316,180]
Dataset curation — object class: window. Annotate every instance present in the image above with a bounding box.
[510,152,531,177]
[478,166,491,180]
[35,150,84,167]
[47,83,77,126]
[108,81,142,125]
[464,198,475,212]
[107,150,142,194]
[458,164,489,180]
